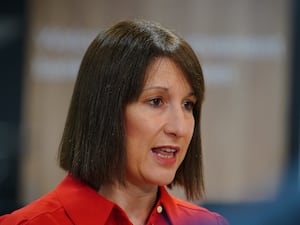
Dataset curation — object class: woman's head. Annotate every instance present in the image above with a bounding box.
[124,56,198,191]
[58,19,205,200]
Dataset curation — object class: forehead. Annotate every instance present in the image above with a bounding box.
[143,57,191,88]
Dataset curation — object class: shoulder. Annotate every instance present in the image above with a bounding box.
[171,196,229,225]
[0,191,71,225]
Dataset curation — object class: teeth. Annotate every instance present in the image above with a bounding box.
[157,153,173,158]
[161,148,176,153]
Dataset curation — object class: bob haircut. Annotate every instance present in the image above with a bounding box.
[58,19,205,200]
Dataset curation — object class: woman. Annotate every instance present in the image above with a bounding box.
[0,19,229,225]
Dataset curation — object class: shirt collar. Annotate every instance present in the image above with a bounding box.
[55,174,182,225]
[55,174,115,225]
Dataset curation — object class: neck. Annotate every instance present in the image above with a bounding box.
[99,182,158,225]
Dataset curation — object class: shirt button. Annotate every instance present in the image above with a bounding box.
[156,205,163,214]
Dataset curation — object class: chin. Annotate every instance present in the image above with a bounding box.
[151,175,175,186]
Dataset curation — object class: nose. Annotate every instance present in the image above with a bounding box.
[164,105,194,138]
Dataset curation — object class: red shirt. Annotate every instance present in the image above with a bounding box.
[0,175,229,225]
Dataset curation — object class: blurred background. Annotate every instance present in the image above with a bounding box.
[0,0,299,224]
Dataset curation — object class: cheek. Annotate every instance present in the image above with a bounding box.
[126,121,158,149]
[188,118,195,139]
[126,115,146,138]
[125,108,153,145]
[184,119,195,150]
[125,104,161,140]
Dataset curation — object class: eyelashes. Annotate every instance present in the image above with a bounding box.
[148,97,163,107]
[147,97,196,112]
[183,101,195,111]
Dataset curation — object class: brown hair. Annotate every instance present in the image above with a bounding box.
[58,19,205,200]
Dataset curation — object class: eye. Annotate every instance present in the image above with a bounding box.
[148,97,163,107]
[183,100,196,112]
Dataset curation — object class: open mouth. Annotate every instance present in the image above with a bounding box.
[151,147,178,159]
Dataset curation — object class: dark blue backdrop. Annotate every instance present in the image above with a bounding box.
[0,0,25,214]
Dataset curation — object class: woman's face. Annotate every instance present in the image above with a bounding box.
[124,57,196,187]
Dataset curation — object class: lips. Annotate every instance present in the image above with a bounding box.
[151,146,179,165]
[152,147,176,157]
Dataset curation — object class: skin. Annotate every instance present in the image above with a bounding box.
[99,57,196,225]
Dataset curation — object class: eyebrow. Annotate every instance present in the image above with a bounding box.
[142,86,168,92]
[142,86,196,98]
